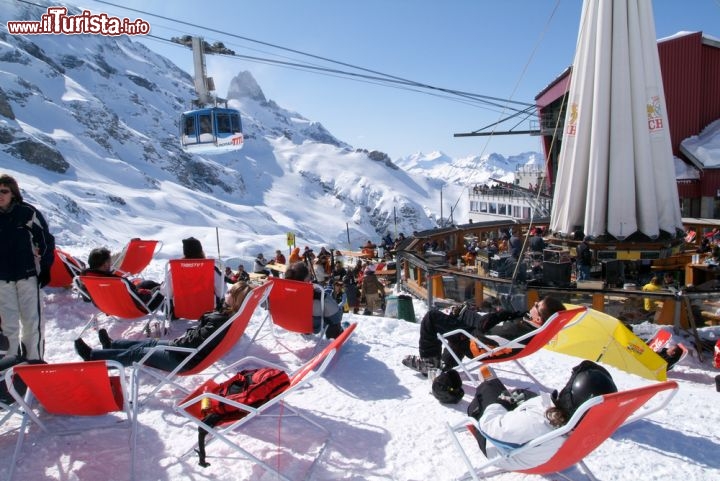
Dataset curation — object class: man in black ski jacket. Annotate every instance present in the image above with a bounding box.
[402,296,566,375]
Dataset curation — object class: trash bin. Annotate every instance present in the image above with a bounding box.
[396,294,415,323]
[384,295,399,319]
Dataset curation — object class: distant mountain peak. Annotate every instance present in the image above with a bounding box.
[227,71,266,102]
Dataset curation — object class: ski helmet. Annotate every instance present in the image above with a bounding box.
[552,361,618,417]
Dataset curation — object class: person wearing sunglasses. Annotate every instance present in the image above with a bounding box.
[403,296,565,375]
[0,174,55,362]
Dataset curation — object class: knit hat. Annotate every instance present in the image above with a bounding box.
[182,237,204,258]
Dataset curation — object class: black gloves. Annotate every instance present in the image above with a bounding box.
[450,303,467,319]
[496,389,521,410]
[38,268,51,288]
[496,388,537,411]
[468,387,533,417]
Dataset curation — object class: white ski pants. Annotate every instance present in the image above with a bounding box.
[0,277,44,361]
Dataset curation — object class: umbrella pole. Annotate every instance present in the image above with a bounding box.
[595,341,612,363]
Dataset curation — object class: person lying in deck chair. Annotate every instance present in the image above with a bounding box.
[73,281,252,371]
[402,296,566,375]
[465,360,617,471]
[78,247,165,310]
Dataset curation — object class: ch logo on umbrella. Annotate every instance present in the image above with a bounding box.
[647,96,665,132]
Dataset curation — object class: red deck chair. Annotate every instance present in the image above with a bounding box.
[4,360,136,481]
[134,281,273,404]
[439,307,588,387]
[268,277,316,334]
[175,322,357,481]
[112,239,162,277]
[75,275,163,335]
[47,248,84,288]
[165,258,218,321]
[447,380,678,481]
[646,328,690,371]
[250,277,326,359]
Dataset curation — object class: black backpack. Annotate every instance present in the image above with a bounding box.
[431,369,465,404]
[195,367,290,466]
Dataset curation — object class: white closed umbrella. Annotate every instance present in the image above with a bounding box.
[550,0,683,240]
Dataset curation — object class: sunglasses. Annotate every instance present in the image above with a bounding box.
[0,189,11,194]
[530,301,544,319]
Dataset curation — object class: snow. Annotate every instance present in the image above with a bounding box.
[1,257,720,480]
[674,156,700,180]
[1,2,720,479]
[682,119,720,168]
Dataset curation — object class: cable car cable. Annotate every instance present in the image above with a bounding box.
[94,0,535,112]
[144,33,533,115]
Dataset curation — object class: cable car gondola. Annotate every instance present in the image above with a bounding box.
[180,107,243,154]
[178,36,244,154]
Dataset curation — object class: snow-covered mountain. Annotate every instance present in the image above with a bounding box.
[395,150,544,185]
[0,1,538,264]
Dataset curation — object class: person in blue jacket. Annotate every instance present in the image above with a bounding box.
[0,174,55,362]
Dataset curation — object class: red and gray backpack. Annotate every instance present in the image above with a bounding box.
[196,367,290,466]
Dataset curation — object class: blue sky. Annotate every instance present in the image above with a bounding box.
[70,0,719,160]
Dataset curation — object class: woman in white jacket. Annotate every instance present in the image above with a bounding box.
[467,361,617,471]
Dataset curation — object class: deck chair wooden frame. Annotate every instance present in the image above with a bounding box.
[47,248,84,288]
[74,275,164,336]
[112,239,162,277]
[133,281,273,404]
[447,380,678,481]
[4,360,136,481]
[439,307,588,387]
[251,278,327,358]
[174,322,357,481]
[165,258,218,321]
